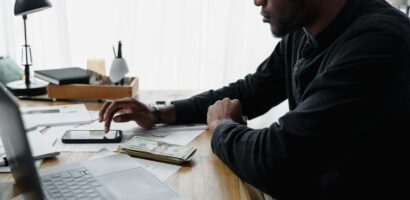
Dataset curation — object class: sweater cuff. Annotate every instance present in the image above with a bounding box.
[211,120,238,154]
[171,99,197,124]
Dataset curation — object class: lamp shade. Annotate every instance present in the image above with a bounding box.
[14,0,52,16]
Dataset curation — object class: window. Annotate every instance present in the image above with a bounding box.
[0,0,278,90]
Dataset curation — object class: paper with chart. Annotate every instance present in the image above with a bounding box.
[20,104,93,127]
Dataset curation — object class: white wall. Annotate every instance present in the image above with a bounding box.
[0,0,16,57]
[0,0,289,128]
[0,0,280,90]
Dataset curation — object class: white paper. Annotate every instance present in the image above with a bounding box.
[1,130,58,172]
[27,130,60,159]
[45,125,120,152]
[91,150,180,181]
[75,112,206,146]
[133,125,206,145]
[48,111,206,152]
[131,156,181,181]
[54,140,120,152]
[0,143,6,166]
[20,104,93,127]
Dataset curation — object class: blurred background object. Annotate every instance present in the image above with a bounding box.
[387,0,408,7]
[0,57,23,84]
[0,0,277,90]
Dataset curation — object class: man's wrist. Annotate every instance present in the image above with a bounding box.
[151,106,161,124]
[209,119,234,134]
[151,105,176,125]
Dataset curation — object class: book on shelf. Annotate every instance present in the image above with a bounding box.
[34,67,90,85]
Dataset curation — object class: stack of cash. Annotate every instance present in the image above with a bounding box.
[118,136,196,164]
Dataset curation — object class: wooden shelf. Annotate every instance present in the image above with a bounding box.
[48,77,139,100]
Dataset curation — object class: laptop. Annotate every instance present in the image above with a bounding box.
[0,83,183,200]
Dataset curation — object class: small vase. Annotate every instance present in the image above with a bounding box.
[109,58,129,84]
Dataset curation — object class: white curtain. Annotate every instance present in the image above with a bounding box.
[0,0,16,57]
[0,0,279,90]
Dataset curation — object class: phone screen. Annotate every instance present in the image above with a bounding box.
[63,130,120,140]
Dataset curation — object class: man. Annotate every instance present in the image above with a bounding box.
[100,0,410,199]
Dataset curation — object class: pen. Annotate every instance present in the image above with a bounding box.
[112,46,117,58]
[116,40,125,85]
[117,41,122,58]
[52,138,57,146]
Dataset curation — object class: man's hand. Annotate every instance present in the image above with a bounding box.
[207,98,247,133]
[99,97,158,132]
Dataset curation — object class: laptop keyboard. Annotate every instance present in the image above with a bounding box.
[40,167,105,200]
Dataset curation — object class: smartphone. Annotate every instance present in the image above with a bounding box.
[61,130,122,143]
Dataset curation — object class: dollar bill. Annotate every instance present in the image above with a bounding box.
[118,136,196,164]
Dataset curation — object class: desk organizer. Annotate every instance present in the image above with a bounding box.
[47,76,139,100]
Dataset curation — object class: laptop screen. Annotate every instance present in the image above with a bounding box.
[0,83,43,199]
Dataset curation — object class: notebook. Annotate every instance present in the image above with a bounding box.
[34,67,90,85]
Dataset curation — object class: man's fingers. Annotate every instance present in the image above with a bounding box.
[100,98,152,132]
[99,101,112,122]
[103,102,127,133]
[103,100,142,132]
[113,113,134,122]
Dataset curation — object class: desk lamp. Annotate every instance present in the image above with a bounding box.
[6,0,52,96]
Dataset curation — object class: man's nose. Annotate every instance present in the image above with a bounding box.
[254,0,266,6]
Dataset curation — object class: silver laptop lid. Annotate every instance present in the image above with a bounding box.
[0,83,43,199]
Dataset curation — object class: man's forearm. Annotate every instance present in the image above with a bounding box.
[211,121,270,190]
[157,105,176,124]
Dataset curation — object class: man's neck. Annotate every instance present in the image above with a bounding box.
[304,0,348,36]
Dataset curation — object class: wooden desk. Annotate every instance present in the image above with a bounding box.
[0,90,251,200]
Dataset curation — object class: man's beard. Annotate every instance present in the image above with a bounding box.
[271,0,307,38]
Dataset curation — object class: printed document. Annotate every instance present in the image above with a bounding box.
[45,111,206,152]
[20,104,92,127]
